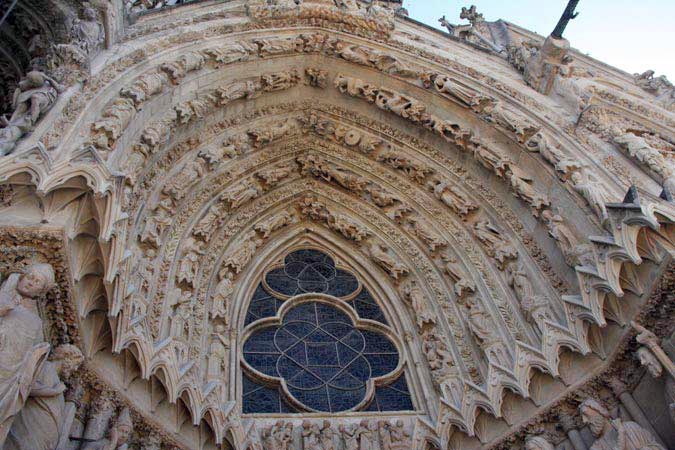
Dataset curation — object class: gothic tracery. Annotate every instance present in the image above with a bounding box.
[0,0,674,449]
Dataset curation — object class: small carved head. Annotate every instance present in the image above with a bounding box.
[637,346,663,378]
[114,407,133,443]
[17,262,56,298]
[579,398,610,437]
[82,4,98,21]
[50,344,84,380]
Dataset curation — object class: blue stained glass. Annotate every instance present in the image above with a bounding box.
[265,249,359,298]
[243,301,399,412]
[364,373,415,412]
[346,290,388,325]
[242,248,413,414]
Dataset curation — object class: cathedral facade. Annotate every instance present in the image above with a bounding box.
[0,1,674,449]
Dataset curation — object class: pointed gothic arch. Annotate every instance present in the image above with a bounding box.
[0,1,674,448]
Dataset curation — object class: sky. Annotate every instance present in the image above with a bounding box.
[402,0,675,79]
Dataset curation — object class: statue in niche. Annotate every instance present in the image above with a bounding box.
[569,168,610,226]
[207,324,229,380]
[4,343,83,450]
[334,42,372,67]
[0,262,57,446]
[168,289,193,341]
[320,420,337,450]
[465,297,510,367]
[636,346,675,424]
[224,231,262,274]
[541,210,584,266]
[211,269,233,322]
[473,219,518,269]
[399,280,435,329]
[140,198,173,248]
[71,3,104,56]
[255,210,295,239]
[440,253,475,298]
[163,157,206,202]
[421,330,453,382]
[82,407,133,450]
[525,436,554,450]
[302,420,322,450]
[366,242,409,280]
[193,201,225,241]
[408,217,446,252]
[506,260,551,333]
[176,237,203,286]
[368,185,399,208]
[223,180,261,210]
[431,180,478,216]
[579,398,665,450]
[339,423,359,450]
[508,165,550,213]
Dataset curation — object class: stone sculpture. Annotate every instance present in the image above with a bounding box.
[320,420,337,450]
[4,343,83,450]
[302,420,322,450]
[465,297,510,367]
[222,180,261,210]
[207,324,229,380]
[569,168,610,226]
[262,420,292,450]
[82,406,133,450]
[614,132,675,192]
[440,253,476,298]
[524,436,554,450]
[255,210,295,239]
[579,398,665,450]
[366,242,409,280]
[473,219,518,269]
[399,280,436,329]
[0,71,64,155]
[431,181,478,216]
[0,263,57,446]
[71,4,104,56]
[422,330,454,382]
[379,420,411,450]
[176,237,204,286]
[339,423,359,450]
[211,269,233,321]
[506,260,551,333]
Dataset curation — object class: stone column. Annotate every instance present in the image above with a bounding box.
[610,378,667,448]
[559,413,588,450]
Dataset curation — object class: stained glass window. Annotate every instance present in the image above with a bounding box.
[241,249,414,413]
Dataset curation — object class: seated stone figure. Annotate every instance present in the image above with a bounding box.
[579,398,664,450]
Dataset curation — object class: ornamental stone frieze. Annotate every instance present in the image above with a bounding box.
[0,1,674,449]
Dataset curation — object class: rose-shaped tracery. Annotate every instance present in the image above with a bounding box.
[242,249,413,413]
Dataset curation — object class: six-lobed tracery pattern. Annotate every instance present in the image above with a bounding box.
[242,249,413,413]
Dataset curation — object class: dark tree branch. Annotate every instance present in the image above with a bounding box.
[551,0,580,39]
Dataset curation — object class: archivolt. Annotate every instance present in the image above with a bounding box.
[2,21,675,449]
